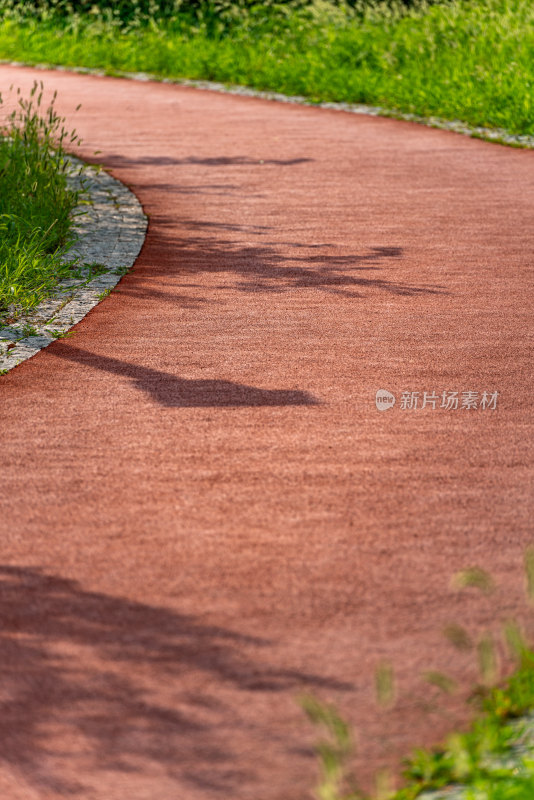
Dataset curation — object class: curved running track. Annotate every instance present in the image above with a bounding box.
[0,64,533,800]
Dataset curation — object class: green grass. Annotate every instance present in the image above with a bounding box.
[304,655,534,800]
[0,0,532,137]
[0,80,86,321]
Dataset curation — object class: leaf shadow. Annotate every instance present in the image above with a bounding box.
[0,566,351,795]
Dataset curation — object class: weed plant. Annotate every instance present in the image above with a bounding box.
[0,81,85,321]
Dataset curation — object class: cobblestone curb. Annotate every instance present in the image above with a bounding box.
[2,60,534,150]
[0,156,147,373]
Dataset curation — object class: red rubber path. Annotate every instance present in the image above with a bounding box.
[0,64,533,799]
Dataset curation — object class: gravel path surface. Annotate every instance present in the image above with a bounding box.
[0,64,533,800]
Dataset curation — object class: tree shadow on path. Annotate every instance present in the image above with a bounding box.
[134,218,446,300]
[48,344,319,408]
[0,566,351,796]
[89,150,448,300]
[103,154,314,168]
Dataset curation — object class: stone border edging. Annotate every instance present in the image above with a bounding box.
[0,156,147,373]
[2,60,534,150]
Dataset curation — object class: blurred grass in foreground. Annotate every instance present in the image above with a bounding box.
[303,551,534,799]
